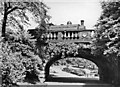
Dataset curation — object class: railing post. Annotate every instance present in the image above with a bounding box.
[68,32,70,39]
[71,32,74,39]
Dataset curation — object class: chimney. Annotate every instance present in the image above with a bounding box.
[81,20,84,25]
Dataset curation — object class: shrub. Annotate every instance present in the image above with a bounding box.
[0,29,43,86]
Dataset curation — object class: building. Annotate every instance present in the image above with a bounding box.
[48,20,86,30]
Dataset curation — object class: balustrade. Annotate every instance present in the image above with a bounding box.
[29,29,95,43]
[46,29,95,43]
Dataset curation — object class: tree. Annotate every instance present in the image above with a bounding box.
[92,1,120,85]
[1,29,42,86]
[92,1,120,56]
[0,1,50,86]
[0,1,50,68]
[0,1,50,38]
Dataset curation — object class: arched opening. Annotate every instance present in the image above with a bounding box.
[45,49,113,84]
[46,57,100,83]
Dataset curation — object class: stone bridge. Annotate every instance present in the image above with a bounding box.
[29,22,120,86]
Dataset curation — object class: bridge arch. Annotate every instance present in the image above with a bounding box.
[45,48,112,83]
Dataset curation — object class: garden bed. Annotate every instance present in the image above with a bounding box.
[62,67,85,76]
[62,66,99,77]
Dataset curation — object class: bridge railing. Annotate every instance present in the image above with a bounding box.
[46,29,95,43]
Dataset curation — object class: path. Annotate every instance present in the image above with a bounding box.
[45,66,113,87]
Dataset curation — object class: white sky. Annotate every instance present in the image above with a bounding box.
[0,0,103,29]
[43,0,102,29]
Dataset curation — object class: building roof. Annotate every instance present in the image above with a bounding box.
[49,24,80,30]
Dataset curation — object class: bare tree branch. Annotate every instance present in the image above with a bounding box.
[7,2,12,9]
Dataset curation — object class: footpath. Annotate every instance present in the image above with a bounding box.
[45,66,114,87]
[18,66,114,87]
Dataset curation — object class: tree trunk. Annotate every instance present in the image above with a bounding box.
[2,3,8,37]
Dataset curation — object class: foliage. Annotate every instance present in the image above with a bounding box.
[55,58,98,70]
[45,42,91,60]
[0,1,50,86]
[91,1,120,84]
[0,1,50,37]
[46,42,89,54]
[92,1,120,57]
[0,1,50,64]
[45,42,79,59]
[0,29,43,86]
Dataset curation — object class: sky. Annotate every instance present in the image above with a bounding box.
[42,0,102,29]
[0,0,103,29]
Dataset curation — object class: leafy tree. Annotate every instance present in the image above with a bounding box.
[91,1,120,85]
[1,29,42,86]
[92,1,120,56]
[0,1,50,38]
[0,1,50,86]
